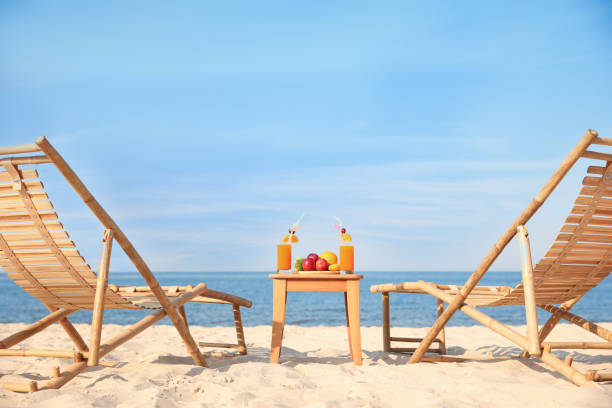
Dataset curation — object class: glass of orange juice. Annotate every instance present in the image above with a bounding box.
[340,244,354,272]
[277,244,292,271]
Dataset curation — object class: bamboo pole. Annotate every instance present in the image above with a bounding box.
[35,136,206,367]
[0,308,75,349]
[233,304,247,355]
[592,137,612,146]
[436,299,446,355]
[0,155,51,165]
[517,225,541,356]
[540,304,612,341]
[593,372,612,382]
[198,342,241,349]
[545,342,612,350]
[539,351,592,386]
[564,356,573,366]
[0,382,38,393]
[409,129,599,364]
[389,337,442,343]
[52,366,60,378]
[88,229,113,366]
[0,142,40,155]
[582,150,612,161]
[0,349,88,358]
[382,293,391,352]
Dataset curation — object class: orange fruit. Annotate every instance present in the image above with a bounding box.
[282,234,299,243]
[319,251,338,265]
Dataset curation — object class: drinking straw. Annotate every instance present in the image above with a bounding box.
[333,216,343,243]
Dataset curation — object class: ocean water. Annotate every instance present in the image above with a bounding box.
[0,271,609,327]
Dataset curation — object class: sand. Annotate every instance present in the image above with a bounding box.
[0,322,610,407]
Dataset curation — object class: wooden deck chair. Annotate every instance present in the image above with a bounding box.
[371,129,612,386]
[0,137,252,392]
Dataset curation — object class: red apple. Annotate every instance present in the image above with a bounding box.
[315,257,329,271]
[302,258,315,271]
[307,253,319,262]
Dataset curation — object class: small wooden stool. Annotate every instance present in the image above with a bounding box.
[269,273,363,365]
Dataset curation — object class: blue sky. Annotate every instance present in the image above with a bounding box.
[1,1,611,272]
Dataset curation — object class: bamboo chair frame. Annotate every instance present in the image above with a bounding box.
[0,137,252,392]
[371,129,612,386]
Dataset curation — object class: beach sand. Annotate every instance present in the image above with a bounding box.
[0,322,610,407]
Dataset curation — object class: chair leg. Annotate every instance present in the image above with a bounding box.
[344,293,354,359]
[382,293,391,352]
[517,225,541,356]
[521,296,583,358]
[178,305,188,327]
[89,229,113,366]
[232,304,247,355]
[436,299,446,355]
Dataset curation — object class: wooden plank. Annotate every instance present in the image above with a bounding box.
[586,166,606,175]
[0,201,53,212]
[550,242,612,251]
[582,150,612,161]
[4,264,92,273]
[10,248,79,257]
[0,192,47,203]
[570,206,612,217]
[5,240,74,249]
[0,181,44,193]
[582,176,602,186]
[0,169,39,182]
[560,224,612,234]
[0,142,40,156]
[0,212,57,223]
[555,233,612,243]
[575,196,612,207]
[0,221,62,232]
[286,280,347,292]
[577,186,612,197]
[2,231,69,242]
[566,215,612,226]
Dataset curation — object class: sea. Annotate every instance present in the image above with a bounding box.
[0,271,609,327]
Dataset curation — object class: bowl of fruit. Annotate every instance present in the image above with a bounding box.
[294,251,341,274]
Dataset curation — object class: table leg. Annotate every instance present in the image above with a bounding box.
[270,279,287,363]
[346,280,362,365]
[344,292,354,360]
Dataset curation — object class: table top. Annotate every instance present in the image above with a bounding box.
[269,273,363,280]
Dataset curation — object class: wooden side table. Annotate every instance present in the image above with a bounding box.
[269,274,364,365]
